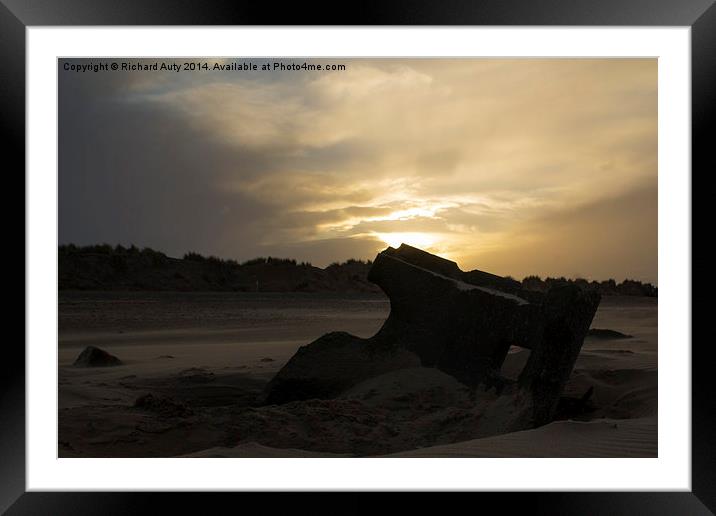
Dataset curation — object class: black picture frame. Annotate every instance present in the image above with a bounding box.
[3,0,711,513]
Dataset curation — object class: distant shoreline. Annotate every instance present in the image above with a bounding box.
[58,244,657,297]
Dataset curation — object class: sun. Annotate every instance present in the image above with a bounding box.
[376,232,438,250]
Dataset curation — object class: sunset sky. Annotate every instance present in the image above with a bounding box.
[59,58,657,282]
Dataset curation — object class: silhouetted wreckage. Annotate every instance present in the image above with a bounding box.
[263,244,600,434]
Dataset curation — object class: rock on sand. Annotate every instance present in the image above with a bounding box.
[73,346,122,367]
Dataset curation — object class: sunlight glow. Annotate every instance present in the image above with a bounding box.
[375,232,440,250]
[380,206,439,221]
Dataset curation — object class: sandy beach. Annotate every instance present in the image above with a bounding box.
[56,57,659,461]
[58,292,656,458]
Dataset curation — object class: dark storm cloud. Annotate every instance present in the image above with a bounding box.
[59,60,275,259]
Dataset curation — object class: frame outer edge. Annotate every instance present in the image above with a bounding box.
[0,1,27,515]
[691,1,716,513]
[2,0,710,512]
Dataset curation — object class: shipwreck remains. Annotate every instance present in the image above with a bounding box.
[263,244,600,431]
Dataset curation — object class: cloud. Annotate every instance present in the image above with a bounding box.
[459,180,658,282]
[59,58,657,280]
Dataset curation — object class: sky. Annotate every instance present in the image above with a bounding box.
[59,58,657,283]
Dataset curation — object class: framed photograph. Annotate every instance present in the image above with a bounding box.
[5,0,711,513]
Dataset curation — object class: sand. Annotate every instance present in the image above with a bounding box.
[58,293,657,458]
[183,418,656,458]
